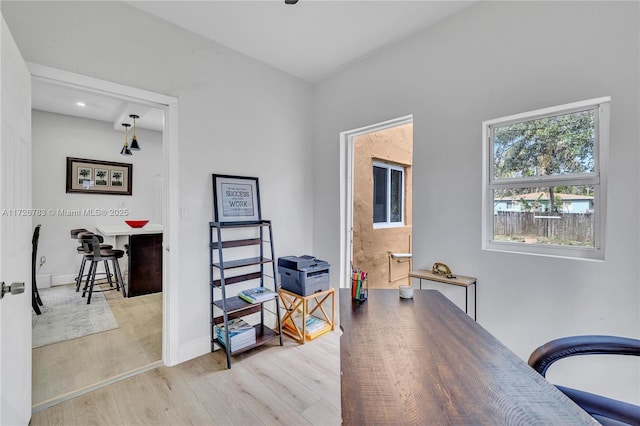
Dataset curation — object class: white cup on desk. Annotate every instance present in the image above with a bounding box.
[399,285,413,299]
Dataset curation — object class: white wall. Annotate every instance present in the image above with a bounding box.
[6,0,639,405]
[174,72,314,351]
[313,1,640,403]
[32,110,163,285]
[2,1,314,361]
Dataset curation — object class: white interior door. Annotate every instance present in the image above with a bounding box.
[0,15,33,426]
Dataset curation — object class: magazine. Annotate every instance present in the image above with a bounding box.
[238,286,277,303]
[216,318,256,351]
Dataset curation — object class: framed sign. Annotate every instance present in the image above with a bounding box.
[212,174,261,223]
[66,157,132,195]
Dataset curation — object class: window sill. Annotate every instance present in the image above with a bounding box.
[373,223,406,230]
[483,240,604,261]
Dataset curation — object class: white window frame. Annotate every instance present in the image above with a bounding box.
[482,97,610,260]
[373,161,405,228]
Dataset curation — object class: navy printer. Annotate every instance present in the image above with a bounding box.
[278,255,330,296]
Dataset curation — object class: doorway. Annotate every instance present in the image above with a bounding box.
[340,115,414,289]
[28,63,179,412]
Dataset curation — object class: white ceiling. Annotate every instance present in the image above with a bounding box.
[126,0,474,83]
[32,78,165,132]
[32,0,474,129]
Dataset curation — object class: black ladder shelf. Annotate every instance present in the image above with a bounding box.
[209,220,283,368]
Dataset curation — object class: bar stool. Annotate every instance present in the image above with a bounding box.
[71,228,112,292]
[77,233,126,304]
[75,231,116,293]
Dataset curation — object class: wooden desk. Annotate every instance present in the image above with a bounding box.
[96,224,163,297]
[409,269,476,320]
[339,289,596,425]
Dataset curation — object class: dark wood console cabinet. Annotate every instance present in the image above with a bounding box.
[127,233,162,297]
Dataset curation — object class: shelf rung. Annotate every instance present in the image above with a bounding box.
[212,296,263,320]
[212,271,262,287]
[209,220,271,228]
[212,257,272,269]
[212,304,262,325]
[211,238,261,250]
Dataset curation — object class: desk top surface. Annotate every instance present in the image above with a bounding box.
[96,223,163,236]
[339,289,595,425]
[409,269,476,287]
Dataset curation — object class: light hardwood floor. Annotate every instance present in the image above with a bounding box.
[32,284,163,409]
[30,328,342,425]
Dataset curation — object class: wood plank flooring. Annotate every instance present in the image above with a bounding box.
[32,284,163,409]
[30,329,342,425]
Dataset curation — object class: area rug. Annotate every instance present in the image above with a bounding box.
[32,283,119,348]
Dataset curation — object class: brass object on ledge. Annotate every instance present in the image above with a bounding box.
[432,262,454,279]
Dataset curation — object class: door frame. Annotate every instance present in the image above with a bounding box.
[27,63,181,366]
[339,114,413,289]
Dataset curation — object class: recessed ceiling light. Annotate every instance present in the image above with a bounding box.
[76,101,86,107]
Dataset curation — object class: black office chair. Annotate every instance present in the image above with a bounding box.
[32,224,43,315]
[528,335,640,426]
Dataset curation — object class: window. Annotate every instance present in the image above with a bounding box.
[482,97,610,260]
[373,161,404,227]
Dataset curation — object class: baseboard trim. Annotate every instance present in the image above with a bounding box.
[36,274,52,289]
[51,274,77,287]
[177,336,211,364]
[31,360,162,414]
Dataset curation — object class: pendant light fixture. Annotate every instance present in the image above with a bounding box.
[120,123,132,156]
[129,114,141,150]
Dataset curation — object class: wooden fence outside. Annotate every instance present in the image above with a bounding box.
[494,211,594,245]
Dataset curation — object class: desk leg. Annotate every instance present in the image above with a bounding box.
[467,283,477,322]
[465,286,468,316]
[464,285,478,321]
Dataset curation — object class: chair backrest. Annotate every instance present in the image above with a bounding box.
[528,335,640,425]
[32,224,41,252]
[70,228,88,239]
[32,224,41,283]
[529,335,640,376]
[77,233,106,259]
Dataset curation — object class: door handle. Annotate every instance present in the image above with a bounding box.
[0,281,25,299]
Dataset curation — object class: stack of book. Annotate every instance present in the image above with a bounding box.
[216,318,256,351]
[283,315,332,341]
[238,286,277,304]
[304,316,331,340]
